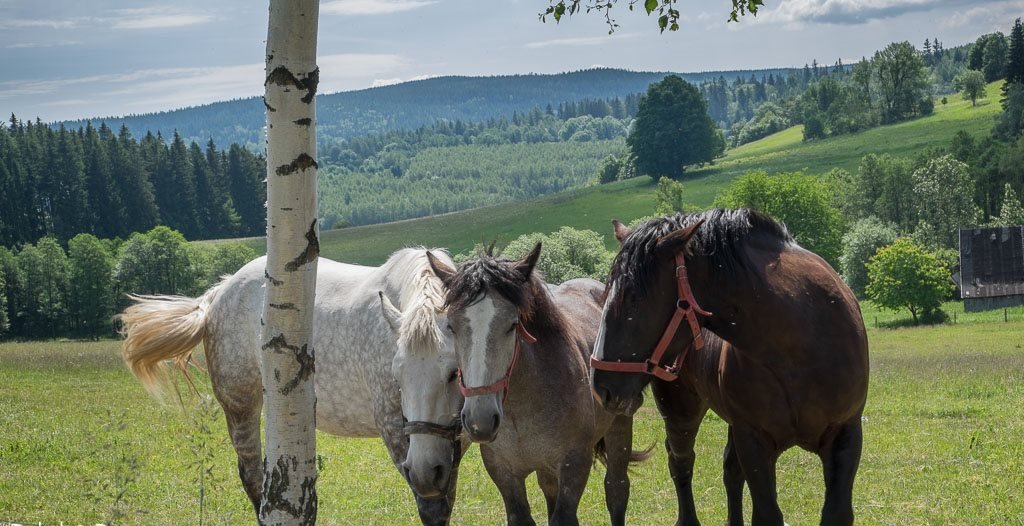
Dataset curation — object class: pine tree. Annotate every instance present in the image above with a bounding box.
[111,126,160,234]
[82,123,124,238]
[1004,19,1024,107]
[45,125,90,241]
[167,132,199,237]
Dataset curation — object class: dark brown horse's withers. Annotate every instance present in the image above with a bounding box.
[592,209,869,526]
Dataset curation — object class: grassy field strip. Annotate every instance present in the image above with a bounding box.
[2,311,1023,524]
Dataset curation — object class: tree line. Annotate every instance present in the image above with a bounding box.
[0,117,267,247]
[0,227,256,340]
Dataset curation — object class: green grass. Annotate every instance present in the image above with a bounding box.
[2,310,1023,525]
[221,83,1005,265]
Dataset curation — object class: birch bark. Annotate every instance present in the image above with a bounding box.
[259,0,320,523]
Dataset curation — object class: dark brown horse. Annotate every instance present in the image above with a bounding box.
[428,244,648,526]
[591,209,869,526]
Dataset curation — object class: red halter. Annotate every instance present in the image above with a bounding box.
[457,321,537,399]
[590,253,711,382]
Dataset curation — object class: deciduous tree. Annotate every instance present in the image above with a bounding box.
[68,233,114,338]
[866,238,953,323]
[840,217,899,298]
[955,70,987,106]
[627,75,723,178]
[716,170,844,267]
[259,0,320,522]
[911,155,981,248]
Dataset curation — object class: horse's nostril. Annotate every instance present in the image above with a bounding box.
[492,413,500,431]
[432,464,446,488]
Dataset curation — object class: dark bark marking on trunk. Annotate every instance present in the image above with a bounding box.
[265,66,319,104]
[280,343,315,396]
[284,220,320,272]
[265,270,284,286]
[293,118,312,126]
[300,67,318,104]
[263,333,299,354]
[281,207,294,211]
[264,98,277,113]
[269,302,298,311]
[275,153,318,176]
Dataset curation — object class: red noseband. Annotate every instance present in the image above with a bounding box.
[457,321,537,400]
[590,253,711,382]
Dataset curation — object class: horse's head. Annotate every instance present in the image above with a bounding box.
[427,244,541,443]
[378,291,461,498]
[592,218,705,416]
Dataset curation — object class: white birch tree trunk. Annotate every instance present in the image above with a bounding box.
[260,0,320,524]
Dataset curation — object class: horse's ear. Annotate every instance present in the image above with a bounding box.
[426,251,455,284]
[378,291,402,331]
[514,242,542,281]
[657,219,705,255]
[485,241,496,256]
[611,219,631,245]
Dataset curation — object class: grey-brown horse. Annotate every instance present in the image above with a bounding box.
[427,244,649,526]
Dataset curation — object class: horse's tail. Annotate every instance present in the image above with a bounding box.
[593,437,656,468]
[119,281,226,400]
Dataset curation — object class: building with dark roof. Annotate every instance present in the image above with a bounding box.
[959,226,1024,312]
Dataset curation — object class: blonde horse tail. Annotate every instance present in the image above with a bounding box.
[119,281,226,400]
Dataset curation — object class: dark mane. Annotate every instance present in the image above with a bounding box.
[608,208,793,301]
[445,254,568,341]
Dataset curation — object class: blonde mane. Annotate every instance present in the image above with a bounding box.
[382,247,452,352]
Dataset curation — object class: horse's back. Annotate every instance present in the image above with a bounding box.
[551,278,605,348]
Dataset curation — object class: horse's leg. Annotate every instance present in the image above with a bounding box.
[723,426,745,526]
[482,451,536,526]
[818,418,863,526]
[550,448,592,526]
[537,470,559,520]
[732,427,784,526]
[651,378,708,526]
[601,415,635,526]
[223,406,263,514]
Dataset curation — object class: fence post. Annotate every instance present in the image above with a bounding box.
[1005,307,1008,323]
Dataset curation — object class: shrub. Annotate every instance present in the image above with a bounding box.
[840,217,899,297]
[503,227,613,284]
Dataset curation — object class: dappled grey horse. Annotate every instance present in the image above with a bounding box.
[119,248,466,525]
[427,244,649,526]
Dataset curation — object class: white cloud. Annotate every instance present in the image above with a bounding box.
[525,33,638,50]
[5,40,81,49]
[321,0,437,16]
[757,0,959,26]
[941,0,1024,30]
[0,8,212,31]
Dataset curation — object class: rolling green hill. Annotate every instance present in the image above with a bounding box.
[225,85,1003,264]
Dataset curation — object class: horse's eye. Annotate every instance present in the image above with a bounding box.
[508,323,517,334]
[447,370,458,383]
[446,323,454,333]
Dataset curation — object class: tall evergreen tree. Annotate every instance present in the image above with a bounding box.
[1004,19,1024,106]
[167,132,199,237]
[44,125,90,241]
[227,144,267,236]
[111,126,160,234]
[82,123,124,238]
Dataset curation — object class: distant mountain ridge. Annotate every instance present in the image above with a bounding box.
[61,67,799,149]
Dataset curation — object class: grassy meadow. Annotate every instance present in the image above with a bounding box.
[2,305,1022,525]
[224,83,1005,265]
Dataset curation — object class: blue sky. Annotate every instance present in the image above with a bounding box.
[1,0,1020,122]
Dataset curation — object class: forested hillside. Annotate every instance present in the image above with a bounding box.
[0,117,266,246]
[61,67,798,150]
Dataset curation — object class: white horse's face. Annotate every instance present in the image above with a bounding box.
[380,294,461,499]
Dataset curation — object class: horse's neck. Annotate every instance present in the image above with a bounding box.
[693,245,807,353]
[522,279,572,345]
